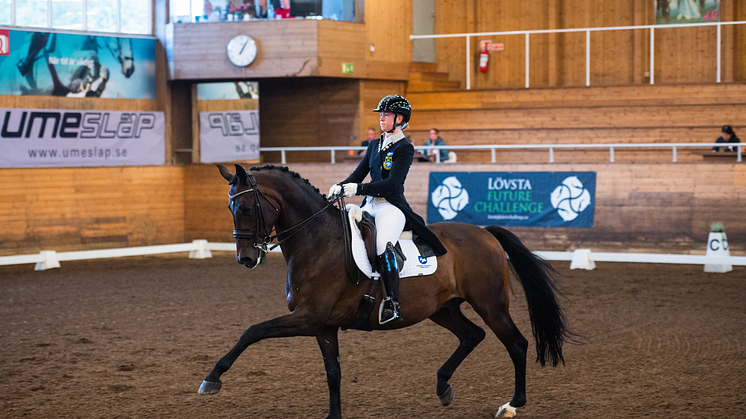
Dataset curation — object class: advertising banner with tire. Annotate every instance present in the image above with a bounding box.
[427,172,596,227]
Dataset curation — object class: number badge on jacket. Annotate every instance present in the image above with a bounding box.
[383,152,394,170]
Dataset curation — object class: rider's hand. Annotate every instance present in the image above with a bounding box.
[328,184,342,198]
[342,183,358,198]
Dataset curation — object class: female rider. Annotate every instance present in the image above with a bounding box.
[328,95,447,324]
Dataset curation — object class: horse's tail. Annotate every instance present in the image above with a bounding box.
[485,225,569,367]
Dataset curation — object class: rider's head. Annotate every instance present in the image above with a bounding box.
[373,95,411,134]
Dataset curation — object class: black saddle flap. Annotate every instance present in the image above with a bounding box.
[357,211,377,270]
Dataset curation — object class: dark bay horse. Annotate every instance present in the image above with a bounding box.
[199,164,569,418]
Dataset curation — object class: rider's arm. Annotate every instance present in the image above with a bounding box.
[357,142,414,197]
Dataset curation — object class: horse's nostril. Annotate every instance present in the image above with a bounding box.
[241,257,254,267]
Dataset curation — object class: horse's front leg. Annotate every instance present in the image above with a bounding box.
[316,326,341,419]
[198,310,320,395]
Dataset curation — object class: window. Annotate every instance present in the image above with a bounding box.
[120,0,151,34]
[52,0,83,30]
[4,0,152,34]
[15,0,48,27]
[87,0,116,32]
[1,1,12,25]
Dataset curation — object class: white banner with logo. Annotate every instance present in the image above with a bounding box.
[199,110,260,163]
[0,108,165,168]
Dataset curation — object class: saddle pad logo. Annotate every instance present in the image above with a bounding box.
[418,255,428,264]
[383,152,394,170]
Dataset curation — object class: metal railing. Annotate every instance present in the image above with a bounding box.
[410,21,746,90]
[261,143,743,164]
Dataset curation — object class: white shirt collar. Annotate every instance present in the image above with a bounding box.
[382,131,405,150]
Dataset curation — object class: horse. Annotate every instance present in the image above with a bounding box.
[0,32,134,97]
[199,164,570,418]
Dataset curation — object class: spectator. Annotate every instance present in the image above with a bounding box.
[203,0,213,21]
[359,127,377,156]
[712,125,741,152]
[276,0,291,19]
[255,0,268,19]
[423,128,449,162]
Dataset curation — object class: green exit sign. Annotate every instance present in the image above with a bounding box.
[342,63,354,74]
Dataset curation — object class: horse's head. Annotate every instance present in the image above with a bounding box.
[218,164,280,269]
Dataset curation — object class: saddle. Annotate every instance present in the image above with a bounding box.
[357,210,406,275]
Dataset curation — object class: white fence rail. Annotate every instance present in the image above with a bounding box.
[262,143,743,164]
[410,21,746,90]
[1,241,743,271]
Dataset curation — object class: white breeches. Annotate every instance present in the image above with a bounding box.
[361,198,406,255]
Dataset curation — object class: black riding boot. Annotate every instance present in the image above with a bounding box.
[378,242,403,324]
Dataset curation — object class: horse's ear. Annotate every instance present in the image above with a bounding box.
[217,165,234,183]
[234,164,248,185]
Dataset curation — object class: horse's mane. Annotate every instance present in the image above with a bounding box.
[249,164,327,202]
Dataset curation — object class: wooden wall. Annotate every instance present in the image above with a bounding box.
[406,83,746,163]
[434,0,744,89]
[183,162,746,255]
[258,77,361,162]
[0,166,185,256]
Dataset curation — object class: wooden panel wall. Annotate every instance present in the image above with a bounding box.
[0,166,185,256]
[434,0,742,88]
[406,83,746,163]
[258,77,360,162]
[0,96,157,111]
[183,162,746,254]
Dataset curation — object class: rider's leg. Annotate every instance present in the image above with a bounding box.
[371,203,406,323]
[17,33,50,76]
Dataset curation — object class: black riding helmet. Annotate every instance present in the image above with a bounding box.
[372,95,411,133]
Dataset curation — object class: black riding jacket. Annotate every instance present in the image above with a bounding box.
[342,135,447,257]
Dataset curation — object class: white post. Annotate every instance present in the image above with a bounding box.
[570,249,596,270]
[650,27,655,84]
[610,146,615,163]
[704,232,732,273]
[549,147,554,163]
[83,0,87,31]
[331,150,336,164]
[281,150,286,164]
[717,22,720,83]
[491,148,496,163]
[585,30,590,86]
[35,251,61,271]
[466,35,471,90]
[48,0,53,28]
[189,240,213,259]
[672,146,677,162]
[738,147,742,163]
[525,33,530,88]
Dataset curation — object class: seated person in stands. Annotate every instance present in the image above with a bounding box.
[276,0,291,18]
[255,0,268,18]
[359,127,377,156]
[423,128,449,162]
[712,125,741,152]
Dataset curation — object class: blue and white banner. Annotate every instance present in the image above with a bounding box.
[0,30,155,99]
[0,107,165,168]
[428,172,596,228]
[199,110,260,163]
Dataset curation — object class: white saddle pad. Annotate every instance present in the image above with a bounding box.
[346,204,437,279]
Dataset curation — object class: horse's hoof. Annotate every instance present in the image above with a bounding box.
[198,380,222,395]
[496,402,517,418]
[437,385,454,406]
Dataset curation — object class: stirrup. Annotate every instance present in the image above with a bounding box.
[378,298,401,325]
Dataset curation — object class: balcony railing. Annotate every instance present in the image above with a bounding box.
[410,21,746,90]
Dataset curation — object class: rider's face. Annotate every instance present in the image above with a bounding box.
[380,112,401,132]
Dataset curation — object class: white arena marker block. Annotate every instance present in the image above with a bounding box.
[189,240,213,259]
[570,249,596,270]
[704,232,732,273]
[35,251,61,271]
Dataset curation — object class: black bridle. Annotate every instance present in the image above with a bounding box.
[229,171,342,257]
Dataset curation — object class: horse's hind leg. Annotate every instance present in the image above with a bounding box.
[428,299,486,406]
[473,304,529,417]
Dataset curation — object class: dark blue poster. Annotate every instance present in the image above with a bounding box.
[428,172,596,228]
